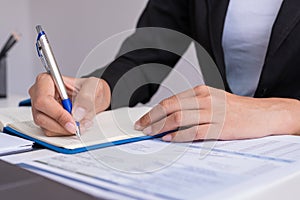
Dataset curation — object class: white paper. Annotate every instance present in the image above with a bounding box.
[20,135,300,200]
[0,133,33,156]
[0,107,33,131]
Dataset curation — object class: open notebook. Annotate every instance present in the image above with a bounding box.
[0,107,158,154]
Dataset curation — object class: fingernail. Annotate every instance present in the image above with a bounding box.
[143,126,152,135]
[73,107,86,121]
[65,122,76,134]
[83,120,93,129]
[134,123,143,130]
[162,135,172,141]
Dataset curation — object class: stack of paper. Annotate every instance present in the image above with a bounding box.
[20,135,300,199]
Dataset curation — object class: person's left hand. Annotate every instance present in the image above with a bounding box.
[134,85,297,142]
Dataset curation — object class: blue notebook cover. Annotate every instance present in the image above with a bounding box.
[3,124,168,154]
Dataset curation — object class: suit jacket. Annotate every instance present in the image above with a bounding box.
[89,0,300,108]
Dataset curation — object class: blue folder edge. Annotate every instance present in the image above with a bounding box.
[18,98,31,107]
[3,126,169,154]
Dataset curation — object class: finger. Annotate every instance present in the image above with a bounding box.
[73,77,109,122]
[143,110,211,136]
[135,95,211,129]
[72,77,99,122]
[33,98,76,134]
[32,88,76,134]
[176,85,210,99]
[32,109,74,136]
[64,76,80,96]
[29,73,55,99]
[162,124,211,142]
[41,127,73,137]
[29,73,78,134]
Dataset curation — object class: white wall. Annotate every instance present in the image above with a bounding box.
[0,0,203,103]
[0,0,33,95]
[0,0,148,95]
[29,0,149,76]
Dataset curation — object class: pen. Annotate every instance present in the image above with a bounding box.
[35,25,81,138]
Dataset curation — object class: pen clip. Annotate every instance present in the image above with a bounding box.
[36,40,50,72]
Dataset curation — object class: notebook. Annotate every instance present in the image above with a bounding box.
[0,106,161,154]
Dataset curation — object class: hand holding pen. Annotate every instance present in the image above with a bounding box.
[35,25,81,138]
[29,25,111,137]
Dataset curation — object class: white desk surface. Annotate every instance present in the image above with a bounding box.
[1,95,300,200]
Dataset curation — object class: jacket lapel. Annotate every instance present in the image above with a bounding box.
[266,0,300,57]
[255,0,300,96]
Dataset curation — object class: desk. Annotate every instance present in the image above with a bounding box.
[1,95,300,200]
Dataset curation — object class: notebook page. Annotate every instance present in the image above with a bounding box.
[8,107,151,149]
[0,107,33,131]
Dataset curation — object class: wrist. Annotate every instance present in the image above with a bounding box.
[264,98,300,135]
[283,98,300,135]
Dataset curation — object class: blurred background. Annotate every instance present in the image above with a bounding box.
[0,0,202,104]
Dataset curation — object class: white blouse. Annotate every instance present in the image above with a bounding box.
[222,0,284,96]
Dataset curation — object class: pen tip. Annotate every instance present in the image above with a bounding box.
[75,122,81,138]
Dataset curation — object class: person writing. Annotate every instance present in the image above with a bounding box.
[29,0,300,142]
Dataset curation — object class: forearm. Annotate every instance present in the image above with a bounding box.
[87,51,175,108]
[232,95,300,136]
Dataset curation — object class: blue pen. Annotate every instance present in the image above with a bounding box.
[35,25,81,138]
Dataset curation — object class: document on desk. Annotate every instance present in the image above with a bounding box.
[22,135,300,200]
[0,133,33,156]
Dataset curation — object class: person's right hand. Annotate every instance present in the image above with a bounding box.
[29,73,111,136]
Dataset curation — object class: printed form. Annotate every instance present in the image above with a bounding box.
[21,135,300,200]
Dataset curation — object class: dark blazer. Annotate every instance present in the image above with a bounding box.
[90,0,300,108]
